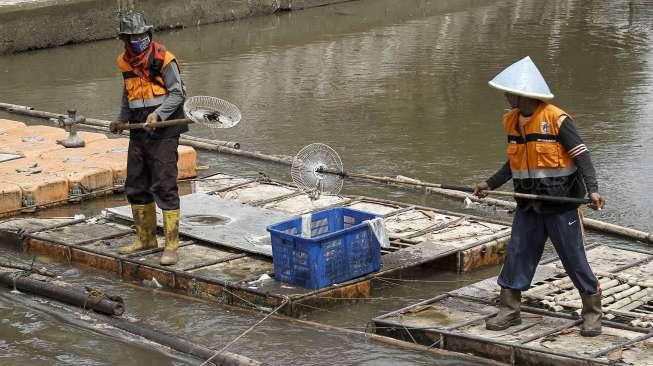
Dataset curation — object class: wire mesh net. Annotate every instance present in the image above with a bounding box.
[291,143,344,196]
[183,96,241,129]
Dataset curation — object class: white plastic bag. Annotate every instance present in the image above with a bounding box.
[301,213,312,238]
[367,217,390,249]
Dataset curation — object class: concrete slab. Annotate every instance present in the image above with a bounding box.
[382,296,495,330]
[29,222,133,246]
[136,244,237,272]
[108,193,292,257]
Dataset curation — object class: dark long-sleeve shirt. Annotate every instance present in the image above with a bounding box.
[154,61,185,121]
[486,117,599,194]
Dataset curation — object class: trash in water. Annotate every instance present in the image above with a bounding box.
[62,268,80,277]
[248,273,272,288]
[142,277,163,289]
[464,197,475,208]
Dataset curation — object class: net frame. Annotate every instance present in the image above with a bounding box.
[183,96,242,129]
[291,143,344,196]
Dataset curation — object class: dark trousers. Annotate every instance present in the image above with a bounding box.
[498,208,599,294]
[125,137,180,210]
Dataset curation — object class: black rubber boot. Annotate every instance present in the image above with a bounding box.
[580,290,602,337]
[486,288,522,331]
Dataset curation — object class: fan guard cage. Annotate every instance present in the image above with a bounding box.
[183,96,242,128]
[291,143,343,196]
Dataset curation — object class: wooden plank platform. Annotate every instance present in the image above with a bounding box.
[372,245,653,365]
[0,173,512,317]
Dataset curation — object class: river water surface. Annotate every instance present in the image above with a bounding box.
[1,0,652,364]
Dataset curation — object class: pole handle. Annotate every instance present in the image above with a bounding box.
[438,184,591,204]
[492,191,592,205]
[115,118,193,130]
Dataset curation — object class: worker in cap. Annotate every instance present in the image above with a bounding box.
[109,10,187,266]
[474,56,605,337]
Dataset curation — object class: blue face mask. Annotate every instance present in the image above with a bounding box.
[129,35,150,53]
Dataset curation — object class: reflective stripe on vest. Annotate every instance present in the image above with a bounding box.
[117,50,176,109]
[511,166,577,179]
[503,103,576,181]
[127,95,167,109]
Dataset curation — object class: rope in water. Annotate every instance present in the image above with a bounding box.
[375,277,475,283]
[8,257,38,292]
[200,298,289,366]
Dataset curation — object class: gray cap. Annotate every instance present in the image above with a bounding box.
[118,10,153,35]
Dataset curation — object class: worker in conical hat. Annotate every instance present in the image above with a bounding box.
[474,56,605,337]
[109,10,186,266]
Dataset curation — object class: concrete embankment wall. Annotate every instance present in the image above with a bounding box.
[0,0,354,54]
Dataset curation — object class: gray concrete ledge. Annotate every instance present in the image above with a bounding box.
[0,0,355,54]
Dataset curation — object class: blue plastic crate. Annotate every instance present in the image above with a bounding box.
[267,207,382,289]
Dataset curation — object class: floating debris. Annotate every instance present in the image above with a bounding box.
[142,277,163,289]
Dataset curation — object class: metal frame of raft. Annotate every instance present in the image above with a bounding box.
[0,174,513,317]
[371,244,653,365]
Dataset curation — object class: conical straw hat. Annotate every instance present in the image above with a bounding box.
[488,56,554,100]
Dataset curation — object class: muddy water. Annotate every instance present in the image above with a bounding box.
[1,0,651,230]
[0,249,474,365]
[1,0,652,364]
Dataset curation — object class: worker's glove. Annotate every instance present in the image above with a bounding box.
[588,192,605,211]
[472,181,490,198]
[144,112,160,133]
[109,121,124,134]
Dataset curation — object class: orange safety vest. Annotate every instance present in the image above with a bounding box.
[503,103,577,182]
[117,50,177,109]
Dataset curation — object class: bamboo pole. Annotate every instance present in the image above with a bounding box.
[604,286,642,304]
[552,278,620,302]
[524,277,573,298]
[602,283,631,297]
[114,118,193,130]
[609,309,653,321]
[340,173,590,204]
[620,295,653,312]
[630,318,653,328]
[583,218,653,244]
[2,103,652,243]
[606,288,653,311]
[596,271,653,288]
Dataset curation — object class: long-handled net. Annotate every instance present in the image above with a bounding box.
[115,96,241,130]
[291,143,344,199]
[290,143,592,205]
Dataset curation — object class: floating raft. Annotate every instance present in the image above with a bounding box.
[0,173,511,317]
[372,244,653,365]
[0,120,197,216]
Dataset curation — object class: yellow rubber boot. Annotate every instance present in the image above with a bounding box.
[118,203,158,254]
[160,209,180,266]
